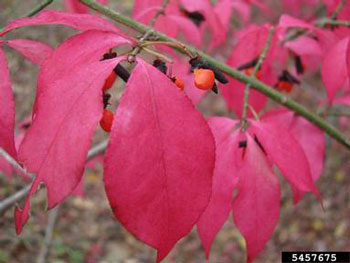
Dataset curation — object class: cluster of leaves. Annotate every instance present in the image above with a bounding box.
[0,0,349,262]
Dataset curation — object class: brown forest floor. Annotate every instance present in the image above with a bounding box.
[0,1,349,263]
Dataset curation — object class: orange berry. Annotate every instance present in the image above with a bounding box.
[103,71,117,92]
[174,77,184,90]
[194,69,215,90]
[100,109,114,132]
[276,81,293,93]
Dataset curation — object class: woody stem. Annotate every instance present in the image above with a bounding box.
[80,0,350,150]
[241,27,275,131]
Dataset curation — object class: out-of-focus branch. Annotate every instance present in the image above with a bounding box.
[37,206,60,263]
[0,140,108,214]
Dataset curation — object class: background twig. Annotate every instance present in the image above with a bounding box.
[241,26,275,130]
[36,206,60,263]
[0,140,108,214]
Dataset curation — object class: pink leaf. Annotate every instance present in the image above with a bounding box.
[0,10,123,37]
[261,108,325,203]
[104,59,215,262]
[167,15,202,47]
[33,30,130,112]
[220,26,276,116]
[232,133,280,263]
[6,39,53,65]
[321,37,350,101]
[0,47,17,160]
[16,32,127,233]
[197,117,239,259]
[249,120,320,197]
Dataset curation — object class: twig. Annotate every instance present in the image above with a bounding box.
[26,0,55,17]
[0,140,108,214]
[315,18,350,28]
[80,0,350,150]
[0,0,54,33]
[128,0,170,62]
[241,27,275,130]
[0,148,34,180]
[0,184,32,214]
[330,0,346,20]
[36,206,60,263]
[283,0,349,43]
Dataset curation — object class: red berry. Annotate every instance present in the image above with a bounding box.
[100,109,114,132]
[194,69,215,90]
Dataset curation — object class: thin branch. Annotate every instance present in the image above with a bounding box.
[0,140,108,214]
[283,0,348,44]
[26,0,55,17]
[128,0,170,62]
[330,0,346,20]
[80,0,350,150]
[241,27,275,131]
[37,206,60,263]
[315,18,350,28]
[0,148,34,179]
[0,184,32,214]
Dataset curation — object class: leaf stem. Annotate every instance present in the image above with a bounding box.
[80,0,350,149]
[241,26,275,131]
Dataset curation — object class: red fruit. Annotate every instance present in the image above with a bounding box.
[100,109,114,132]
[276,81,293,93]
[194,69,215,90]
[102,71,117,92]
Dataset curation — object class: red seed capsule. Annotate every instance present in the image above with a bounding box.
[276,81,293,93]
[100,109,114,132]
[194,69,215,90]
[174,77,184,90]
[103,71,117,92]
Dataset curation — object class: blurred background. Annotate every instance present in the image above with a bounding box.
[0,0,349,262]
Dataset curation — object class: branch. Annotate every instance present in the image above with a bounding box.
[330,0,346,20]
[241,26,275,130]
[37,206,60,263]
[26,0,55,17]
[0,140,108,214]
[128,0,170,62]
[315,18,350,28]
[0,148,34,179]
[80,0,350,150]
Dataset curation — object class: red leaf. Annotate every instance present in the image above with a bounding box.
[0,10,123,37]
[6,39,53,65]
[232,134,280,263]
[321,37,350,101]
[197,117,239,259]
[33,30,130,112]
[0,47,16,160]
[15,31,128,233]
[249,120,320,197]
[262,108,325,203]
[220,26,277,117]
[104,59,215,262]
